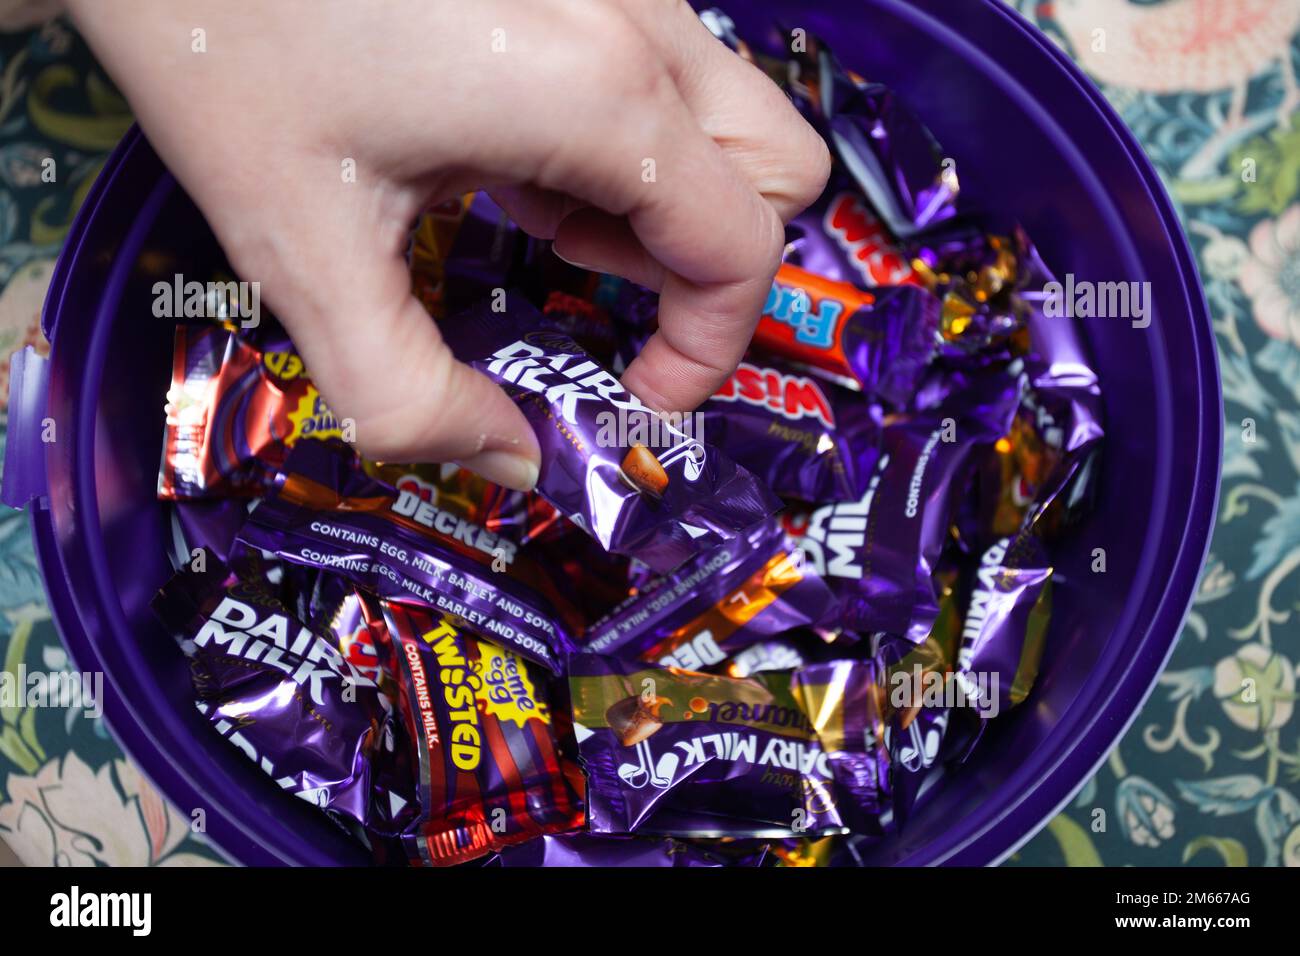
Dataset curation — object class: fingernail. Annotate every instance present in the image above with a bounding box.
[455,450,540,492]
[552,246,596,272]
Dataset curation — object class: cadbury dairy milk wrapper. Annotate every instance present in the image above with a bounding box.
[954,529,1053,723]
[152,563,411,838]
[788,370,1018,641]
[235,441,575,673]
[569,654,863,838]
[159,322,349,499]
[583,519,836,669]
[438,296,781,573]
[701,355,882,502]
[379,602,585,866]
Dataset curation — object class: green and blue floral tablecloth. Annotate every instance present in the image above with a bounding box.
[1,2,1298,867]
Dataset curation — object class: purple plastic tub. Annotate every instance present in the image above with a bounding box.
[3,0,1219,865]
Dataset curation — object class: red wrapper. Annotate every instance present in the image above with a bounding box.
[159,323,346,499]
[752,263,941,404]
[380,602,585,865]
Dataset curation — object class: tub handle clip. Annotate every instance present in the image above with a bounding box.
[2,346,50,509]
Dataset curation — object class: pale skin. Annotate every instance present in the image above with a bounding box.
[68,0,830,490]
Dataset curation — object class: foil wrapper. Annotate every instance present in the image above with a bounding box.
[702,354,882,502]
[379,602,585,865]
[570,653,866,838]
[159,322,348,499]
[152,563,409,839]
[438,296,781,573]
[235,442,576,673]
[583,519,836,667]
[789,372,1017,641]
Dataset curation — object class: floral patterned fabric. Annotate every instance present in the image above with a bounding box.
[0,3,1298,867]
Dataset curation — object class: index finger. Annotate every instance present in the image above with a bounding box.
[612,105,787,414]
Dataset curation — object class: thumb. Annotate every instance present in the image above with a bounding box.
[221,187,541,491]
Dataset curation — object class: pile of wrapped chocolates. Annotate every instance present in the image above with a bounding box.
[150,13,1102,867]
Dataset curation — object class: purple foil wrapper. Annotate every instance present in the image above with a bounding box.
[582,518,836,667]
[152,564,409,838]
[955,529,1053,720]
[793,42,958,239]
[438,296,781,574]
[792,372,1017,640]
[168,497,254,570]
[235,442,574,674]
[569,654,861,838]
[441,193,527,314]
[702,355,882,502]
[790,657,891,833]
[724,630,856,678]
[784,170,921,289]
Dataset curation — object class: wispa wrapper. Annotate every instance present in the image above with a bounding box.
[790,371,1018,641]
[785,173,921,290]
[159,322,348,499]
[379,602,584,866]
[236,441,575,673]
[583,519,836,670]
[702,356,881,502]
[152,563,411,839]
[570,654,880,838]
[438,297,780,573]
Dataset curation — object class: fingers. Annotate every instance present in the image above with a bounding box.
[215,175,541,491]
[618,124,786,414]
[552,207,665,289]
[488,183,584,240]
[614,0,832,221]
[519,4,827,412]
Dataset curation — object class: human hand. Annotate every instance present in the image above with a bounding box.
[69,0,830,490]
